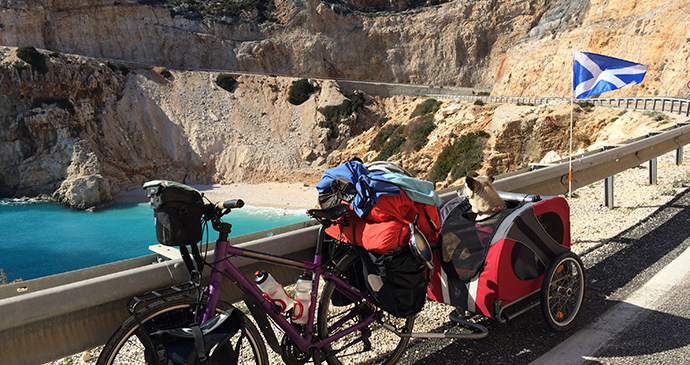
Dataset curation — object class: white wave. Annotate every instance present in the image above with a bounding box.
[238,205,308,219]
[0,198,48,206]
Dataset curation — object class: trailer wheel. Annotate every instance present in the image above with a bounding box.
[540,251,586,332]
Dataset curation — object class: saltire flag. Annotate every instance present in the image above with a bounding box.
[572,51,648,99]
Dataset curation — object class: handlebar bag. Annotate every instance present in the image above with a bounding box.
[144,180,204,246]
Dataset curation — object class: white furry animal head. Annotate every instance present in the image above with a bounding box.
[459,176,506,220]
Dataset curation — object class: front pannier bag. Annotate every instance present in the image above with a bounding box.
[144,180,205,246]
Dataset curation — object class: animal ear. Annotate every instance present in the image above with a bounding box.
[465,176,477,191]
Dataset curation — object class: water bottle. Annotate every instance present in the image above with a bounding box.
[254,270,293,314]
[291,272,312,324]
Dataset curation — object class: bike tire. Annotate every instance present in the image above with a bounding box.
[317,251,415,365]
[97,295,268,365]
[540,251,587,332]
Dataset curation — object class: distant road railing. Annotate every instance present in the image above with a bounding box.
[432,94,690,116]
[79,55,690,114]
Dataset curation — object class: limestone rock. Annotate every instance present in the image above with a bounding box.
[53,175,113,210]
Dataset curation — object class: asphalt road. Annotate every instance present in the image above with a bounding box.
[395,188,690,365]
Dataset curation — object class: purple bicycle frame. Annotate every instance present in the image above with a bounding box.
[201,239,379,354]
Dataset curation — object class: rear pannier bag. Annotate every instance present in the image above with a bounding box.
[358,245,427,318]
[144,180,205,247]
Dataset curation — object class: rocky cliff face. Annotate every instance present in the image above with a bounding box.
[0,47,336,208]
[0,0,551,88]
[2,0,688,96]
[1,46,682,208]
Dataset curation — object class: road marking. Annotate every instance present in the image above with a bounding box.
[530,243,690,365]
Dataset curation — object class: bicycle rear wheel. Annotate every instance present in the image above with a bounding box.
[318,252,415,365]
[97,295,268,365]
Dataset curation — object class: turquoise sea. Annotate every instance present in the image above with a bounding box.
[0,199,310,282]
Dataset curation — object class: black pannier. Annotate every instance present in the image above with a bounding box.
[144,180,205,247]
[358,246,427,318]
[149,308,243,365]
[324,239,427,317]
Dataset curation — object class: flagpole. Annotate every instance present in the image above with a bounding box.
[569,97,573,199]
[569,53,574,200]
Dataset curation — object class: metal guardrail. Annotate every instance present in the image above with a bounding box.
[2,124,690,365]
[431,94,690,116]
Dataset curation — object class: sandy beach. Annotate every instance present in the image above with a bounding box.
[113,182,319,210]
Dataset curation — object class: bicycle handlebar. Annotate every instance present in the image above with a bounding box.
[218,199,245,210]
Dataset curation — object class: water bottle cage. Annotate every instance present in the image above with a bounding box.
[291,301,305,321]
[263,293,291,316]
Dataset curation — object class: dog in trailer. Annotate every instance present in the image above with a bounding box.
[442,175,506,263]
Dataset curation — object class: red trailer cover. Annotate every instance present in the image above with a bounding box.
[427,196,570,318]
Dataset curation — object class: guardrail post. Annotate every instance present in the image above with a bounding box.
[653,99,658,111]
[649,158,657,185]
[677,146,684,165]
[604,176,614,208]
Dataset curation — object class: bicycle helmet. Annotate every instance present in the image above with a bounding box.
[366,161,412,177]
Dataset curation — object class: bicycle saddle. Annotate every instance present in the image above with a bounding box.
[307,203,350,220]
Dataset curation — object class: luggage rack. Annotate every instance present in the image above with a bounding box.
[126,281,202,316]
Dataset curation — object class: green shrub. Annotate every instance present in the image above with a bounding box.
[216,73,237,92]
[577,134,591,145]
[16,46,47,73]
[405,114,436,151]
[643,110,666,121]
[473,99,484,106]
[318,93,366,143]
[410,98,442,119]
[476,91,491,96]
[428,131,489,183]
[374,136,406,161]
[12,61,27,71]
[577,100,594,111]
[370,123,401,151]
[288,79,315,105]
[376,116,390,126]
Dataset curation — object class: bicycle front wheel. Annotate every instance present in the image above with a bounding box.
[318,252,415,365]
[97,295,268,365]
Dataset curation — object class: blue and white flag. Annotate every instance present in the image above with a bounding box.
[572,51,648,99]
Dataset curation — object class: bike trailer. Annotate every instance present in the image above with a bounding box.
[428,193,572,323]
